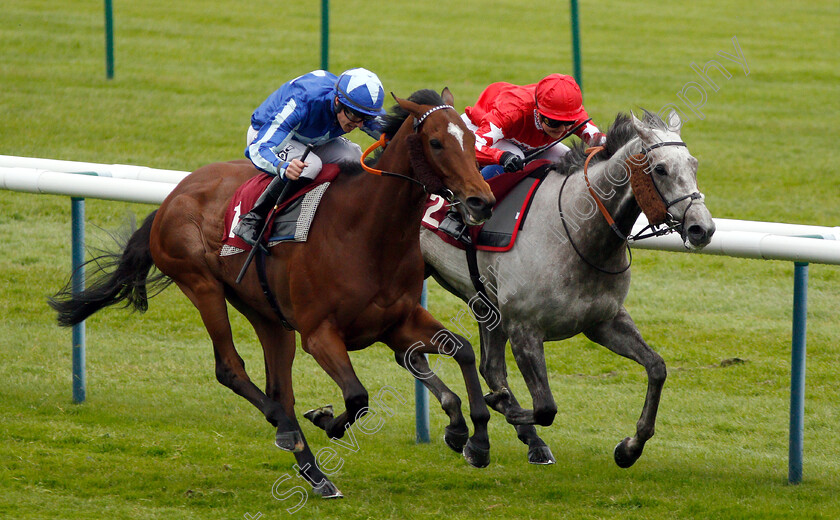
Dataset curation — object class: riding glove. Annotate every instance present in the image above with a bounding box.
[500,152,525,173]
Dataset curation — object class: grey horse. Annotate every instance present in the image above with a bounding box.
[420,110,715,467]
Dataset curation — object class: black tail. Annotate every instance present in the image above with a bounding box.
[48,210,172,327]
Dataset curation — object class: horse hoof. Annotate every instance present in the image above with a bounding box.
[303,405,334,425]
[444,427,469,453]
[463,439,490,468]
[275,429,305,453]
[528,445,556,465]
[312,480,343,499]
[614,437,643,468]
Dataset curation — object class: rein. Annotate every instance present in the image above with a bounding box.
[558,140,701,274]
[559,168,631,275]
[581,146,626,241]
[360,135,427,190]
[359,105,458,201]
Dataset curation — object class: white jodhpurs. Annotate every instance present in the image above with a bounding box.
[246,126,362,180]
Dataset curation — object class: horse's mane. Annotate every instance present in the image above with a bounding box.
[356,89,445,169]
[339,89,445,175]
[379,89,445,139]
[553,109,666,175]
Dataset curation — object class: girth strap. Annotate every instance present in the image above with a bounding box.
[465,243,489,301]
[255,249,294,330]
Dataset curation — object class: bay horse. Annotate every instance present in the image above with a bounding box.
[421,110,715,467]
[49,88,496,498]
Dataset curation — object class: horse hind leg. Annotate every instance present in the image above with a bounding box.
[246,315,306,452]
[478,323,555,465]
[386,307,491,469]
[250,316,342,499]
[173,274,297,439]
[583,307,666,468]
[504,326,558,428]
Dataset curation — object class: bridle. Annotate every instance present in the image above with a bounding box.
[359,104,457,202]
[635,141,705,239]
[558,140,703,274]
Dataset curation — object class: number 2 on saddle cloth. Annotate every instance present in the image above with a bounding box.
[422,160,552,252]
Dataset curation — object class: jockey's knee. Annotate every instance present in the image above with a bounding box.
[299,152,323,180]
[481,165,505,180]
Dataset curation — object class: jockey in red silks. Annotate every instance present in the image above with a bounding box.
[439,73,607,242]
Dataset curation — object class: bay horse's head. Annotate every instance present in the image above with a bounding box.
[630,110,716,249]
[390,88,495,225]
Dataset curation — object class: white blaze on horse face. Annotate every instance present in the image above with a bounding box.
[448,122,465,151]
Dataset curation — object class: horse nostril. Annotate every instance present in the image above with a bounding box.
[687,224,708,243]
[465,197,493,220]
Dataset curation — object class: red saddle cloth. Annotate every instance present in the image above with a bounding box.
[421,160,551,251]
[222,164,341,252]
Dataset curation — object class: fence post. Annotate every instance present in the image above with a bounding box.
[71,198,87,403]
[415,282,430,443]
[320,0,329,71]
[789,261,808,484]
[104,0,114,79]
[569,0,583,93]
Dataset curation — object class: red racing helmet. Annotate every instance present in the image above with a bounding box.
[535,74,586,121]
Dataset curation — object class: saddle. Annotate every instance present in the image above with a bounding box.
[422,160,552,252]
[221,164,341,256]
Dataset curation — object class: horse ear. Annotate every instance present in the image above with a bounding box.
[441,87,454,106]
[667,110,682,135]
[631,111,655,142]
[393,92,422,117]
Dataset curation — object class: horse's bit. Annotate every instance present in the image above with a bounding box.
[583,142,704,241]
[558,141,703,274]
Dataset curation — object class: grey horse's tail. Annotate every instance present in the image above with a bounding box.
[48,210,172,327]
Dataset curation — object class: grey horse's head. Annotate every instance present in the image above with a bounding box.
[632,111,716,249]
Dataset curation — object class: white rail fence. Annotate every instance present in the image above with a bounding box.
[2,155,838,484]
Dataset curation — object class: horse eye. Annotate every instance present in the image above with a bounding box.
[429,139,443,150]
[653,164,667,176]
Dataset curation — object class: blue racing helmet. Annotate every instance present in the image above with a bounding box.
[335,68,386,116]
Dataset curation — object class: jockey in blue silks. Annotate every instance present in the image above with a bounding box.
[233,68,386,246]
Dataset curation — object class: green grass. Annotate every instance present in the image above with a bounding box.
[2,1,839,519]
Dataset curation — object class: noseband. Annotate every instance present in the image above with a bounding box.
[640,141,704,219]
[558,140,704,274]
[581,141,704,241]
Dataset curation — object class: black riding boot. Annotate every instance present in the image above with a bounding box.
[438,209,472,245]
[233,176,303,246]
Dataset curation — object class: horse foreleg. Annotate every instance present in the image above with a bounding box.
[246,317,305,452]
[396,349,470,454]
[174,277,294,435]
[386,306,491,468]
[478,323,555,465]
[583,307,666,468]
[301,322,368,441]
[250,318,341,498]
